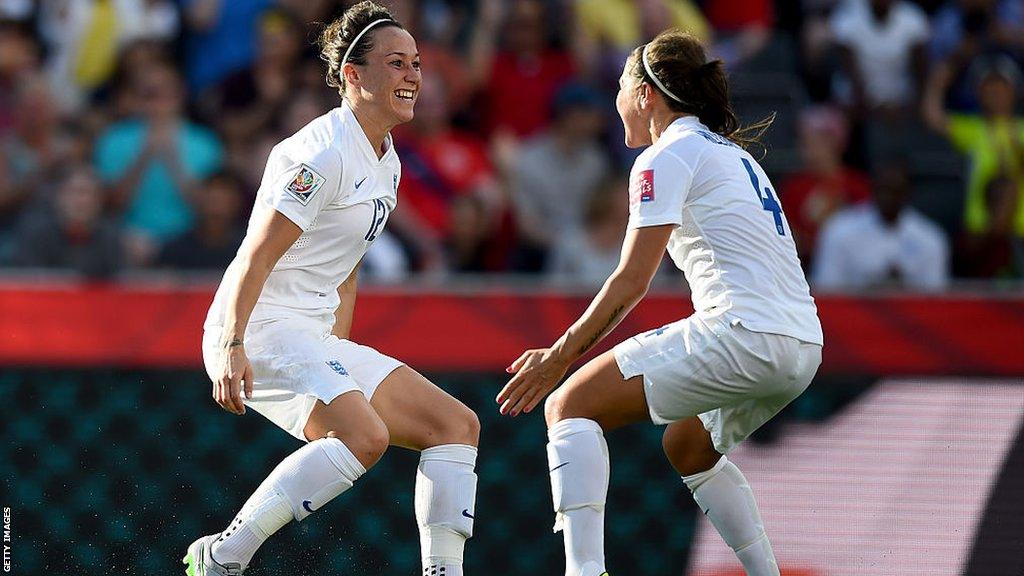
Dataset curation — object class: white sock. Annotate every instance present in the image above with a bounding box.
[416,444,478,576]
[211,437,366,568]
[547,418,609,576]
[682,456,779,576]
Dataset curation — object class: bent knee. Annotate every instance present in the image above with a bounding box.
[331,424,389,469]
[543,391,560,427]
[662,428,720,476]
[459,407,481,446]
[430,404,481,447]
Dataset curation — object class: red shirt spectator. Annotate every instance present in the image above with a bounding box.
[703,0,773,32]
[780,106,871,267]
[482,0,574,138]
[485,50,574,138]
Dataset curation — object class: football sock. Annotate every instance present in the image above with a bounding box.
[682,456,779,576]
[547,418,609,576]
[416,444,478,576]
[211,437,366,568]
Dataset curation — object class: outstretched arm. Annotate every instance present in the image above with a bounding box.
[496,224,674,416]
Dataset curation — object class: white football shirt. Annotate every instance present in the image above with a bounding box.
[627,116,823,345]
[206,101,400,329]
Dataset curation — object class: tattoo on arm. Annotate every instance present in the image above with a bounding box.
[224,337,243,349]
[576,304,626,357]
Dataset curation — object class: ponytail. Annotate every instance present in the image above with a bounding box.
[631,30,773,152]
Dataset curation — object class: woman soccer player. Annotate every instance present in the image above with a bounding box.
[497,30,823,576]
[184,3,479,575]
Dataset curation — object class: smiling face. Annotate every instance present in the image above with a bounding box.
[344,26,421,126]
[615,59,652,148]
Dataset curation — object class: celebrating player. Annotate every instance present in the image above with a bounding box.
[184,3,479,575]
[497,30,824,576]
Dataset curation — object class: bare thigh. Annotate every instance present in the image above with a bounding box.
[304,390,390,470]
[370,365,480,451]
[544,350,651,432]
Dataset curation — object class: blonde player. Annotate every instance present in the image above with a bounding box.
[497,30,823,576]
[184,3,479,575]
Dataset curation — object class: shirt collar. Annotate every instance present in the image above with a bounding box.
[665,115,705,135]
[340,100,394,165]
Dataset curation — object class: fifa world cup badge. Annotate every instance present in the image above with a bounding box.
[286,164,326,205]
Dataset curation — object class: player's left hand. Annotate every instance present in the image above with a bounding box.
[496,348,570,417]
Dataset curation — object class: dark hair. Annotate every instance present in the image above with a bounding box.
[318,1,404,96]
[626,30,773,151]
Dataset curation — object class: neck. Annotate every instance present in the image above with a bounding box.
[649,109,688,144]
[348,98,391,158]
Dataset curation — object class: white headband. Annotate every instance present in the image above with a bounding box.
[641,44,683,103]
[341,18,392,69]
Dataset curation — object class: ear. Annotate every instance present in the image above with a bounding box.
[342,62,360,88]
[637,82,653,109]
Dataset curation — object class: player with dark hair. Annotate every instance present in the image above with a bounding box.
[499,30,823,576]
[184,3,479,575]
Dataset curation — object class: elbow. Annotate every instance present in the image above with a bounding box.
[610,270,651,301]
[234,246,276,278]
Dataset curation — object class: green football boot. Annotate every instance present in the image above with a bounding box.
[183,534,245,576]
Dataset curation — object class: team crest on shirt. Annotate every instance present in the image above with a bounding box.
[285,164,326,205]
[630,169,655,205]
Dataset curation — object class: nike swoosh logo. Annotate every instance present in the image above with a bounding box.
[462,509,475,519]
[549,461,570,473]
[355,176,367,189]
[303,500,315,514]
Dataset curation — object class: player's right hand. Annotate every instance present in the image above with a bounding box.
[214,345,254,415]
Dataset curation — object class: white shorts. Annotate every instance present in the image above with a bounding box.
[613,315,822,454]
[202,316,404,441]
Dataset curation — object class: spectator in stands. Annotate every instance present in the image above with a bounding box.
[814,161,949,291]
[930,0,1024,111]
[830,0,930,165]
[106,39,176,122]
[923,54,1024,247]
[781,106,871,268]
[395,71,501,254]
[36,0,179,111]
[510,82,609,272]
[956,176,1023,278]
[0,19,41,135]
[571,0,711,79]
[156,171,244,271]
[200,9,303,145]
[94,61,223,265]
[546,176,629,285]
[476,0,575,139]
[183,0,271,94]
[2,75,73,188]
[6,165,123,278]
[445,194,494,273]
[831,0,930,113]
[703,0,775,68]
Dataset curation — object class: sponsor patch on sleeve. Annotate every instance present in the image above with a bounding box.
[285,164,326,205]
[630,169,655,205]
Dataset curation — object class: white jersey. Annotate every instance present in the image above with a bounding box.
[206,101,400,329]
[627,116,823,345]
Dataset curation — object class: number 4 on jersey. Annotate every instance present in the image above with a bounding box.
[741,158,785,236]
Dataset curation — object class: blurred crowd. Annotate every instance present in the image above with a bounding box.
[0,0,1022,289]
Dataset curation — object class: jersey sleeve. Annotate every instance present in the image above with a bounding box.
[260,144,343,231]
[626,149,693,229]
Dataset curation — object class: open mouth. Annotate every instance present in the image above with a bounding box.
[394,89,416,101]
